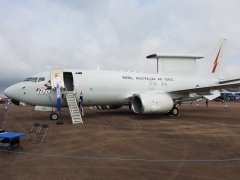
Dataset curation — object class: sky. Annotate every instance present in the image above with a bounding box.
[1,0,240,95]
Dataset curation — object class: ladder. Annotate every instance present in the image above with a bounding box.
[65,93,83,124]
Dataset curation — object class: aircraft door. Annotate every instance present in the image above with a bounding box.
[63,72,74,91]
[51,68,65,89]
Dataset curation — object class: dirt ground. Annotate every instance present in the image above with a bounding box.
[1,101,240,180]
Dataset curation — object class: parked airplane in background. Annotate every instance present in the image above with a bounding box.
[4,39,240,124]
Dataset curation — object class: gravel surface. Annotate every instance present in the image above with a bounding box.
[0,101,240,180]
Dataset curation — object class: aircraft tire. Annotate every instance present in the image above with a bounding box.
[56,120,64,125]
[50,112,59,120]
[171,107,179,116]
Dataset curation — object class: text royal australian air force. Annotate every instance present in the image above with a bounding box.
[122,75,174,82]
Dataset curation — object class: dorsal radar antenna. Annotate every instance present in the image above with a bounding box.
[146,54,204,74]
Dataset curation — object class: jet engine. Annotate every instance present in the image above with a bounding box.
[132,92,174,114]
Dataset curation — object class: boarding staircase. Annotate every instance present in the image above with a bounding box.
[65,92,83,124]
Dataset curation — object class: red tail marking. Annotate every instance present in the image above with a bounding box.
[212,46,222,73]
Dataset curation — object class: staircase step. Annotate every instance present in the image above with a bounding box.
[66,93,83,125]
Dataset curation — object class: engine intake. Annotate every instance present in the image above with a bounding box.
[132,92,173,114]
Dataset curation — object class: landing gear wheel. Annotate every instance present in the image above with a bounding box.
[50,112,59,120]
[171,107,179,116]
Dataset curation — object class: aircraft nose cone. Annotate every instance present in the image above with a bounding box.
[4,85,19,99]
[4,86,12,98]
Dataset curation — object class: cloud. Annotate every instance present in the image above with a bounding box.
[1,0,240,95]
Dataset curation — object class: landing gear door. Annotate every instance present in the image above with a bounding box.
[51,68,65,89]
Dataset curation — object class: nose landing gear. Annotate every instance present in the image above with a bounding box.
[49,112,59,120]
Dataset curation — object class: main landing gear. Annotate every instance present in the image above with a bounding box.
[169,106,179,116]
[49,112,59,120]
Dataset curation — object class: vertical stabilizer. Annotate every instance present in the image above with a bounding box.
[209,39,226,78]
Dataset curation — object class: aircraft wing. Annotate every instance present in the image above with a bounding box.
[123,80,240,102]
[218,78,240,84]
[168,80,240,97]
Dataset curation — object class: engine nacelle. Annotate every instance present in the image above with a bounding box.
[132,92,173,114]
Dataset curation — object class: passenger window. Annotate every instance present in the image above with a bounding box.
[31,77,38,82]
[38,77,45,82]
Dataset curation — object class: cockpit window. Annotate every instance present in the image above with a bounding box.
[38,77,45,82]
[24,76,46,83]
[31,77,38,82]
[24,77,33,81]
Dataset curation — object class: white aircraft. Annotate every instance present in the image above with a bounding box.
[4,39,240,123]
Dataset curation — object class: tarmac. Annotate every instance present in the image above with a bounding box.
[1,101,240,180]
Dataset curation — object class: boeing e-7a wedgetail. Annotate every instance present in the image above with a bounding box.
[4,39,240,124]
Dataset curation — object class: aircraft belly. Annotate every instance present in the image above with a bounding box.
[83,93,123,106]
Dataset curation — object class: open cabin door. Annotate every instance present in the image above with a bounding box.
[51,69,74,91]
[51,68,65,89]
[63,72,74,91]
